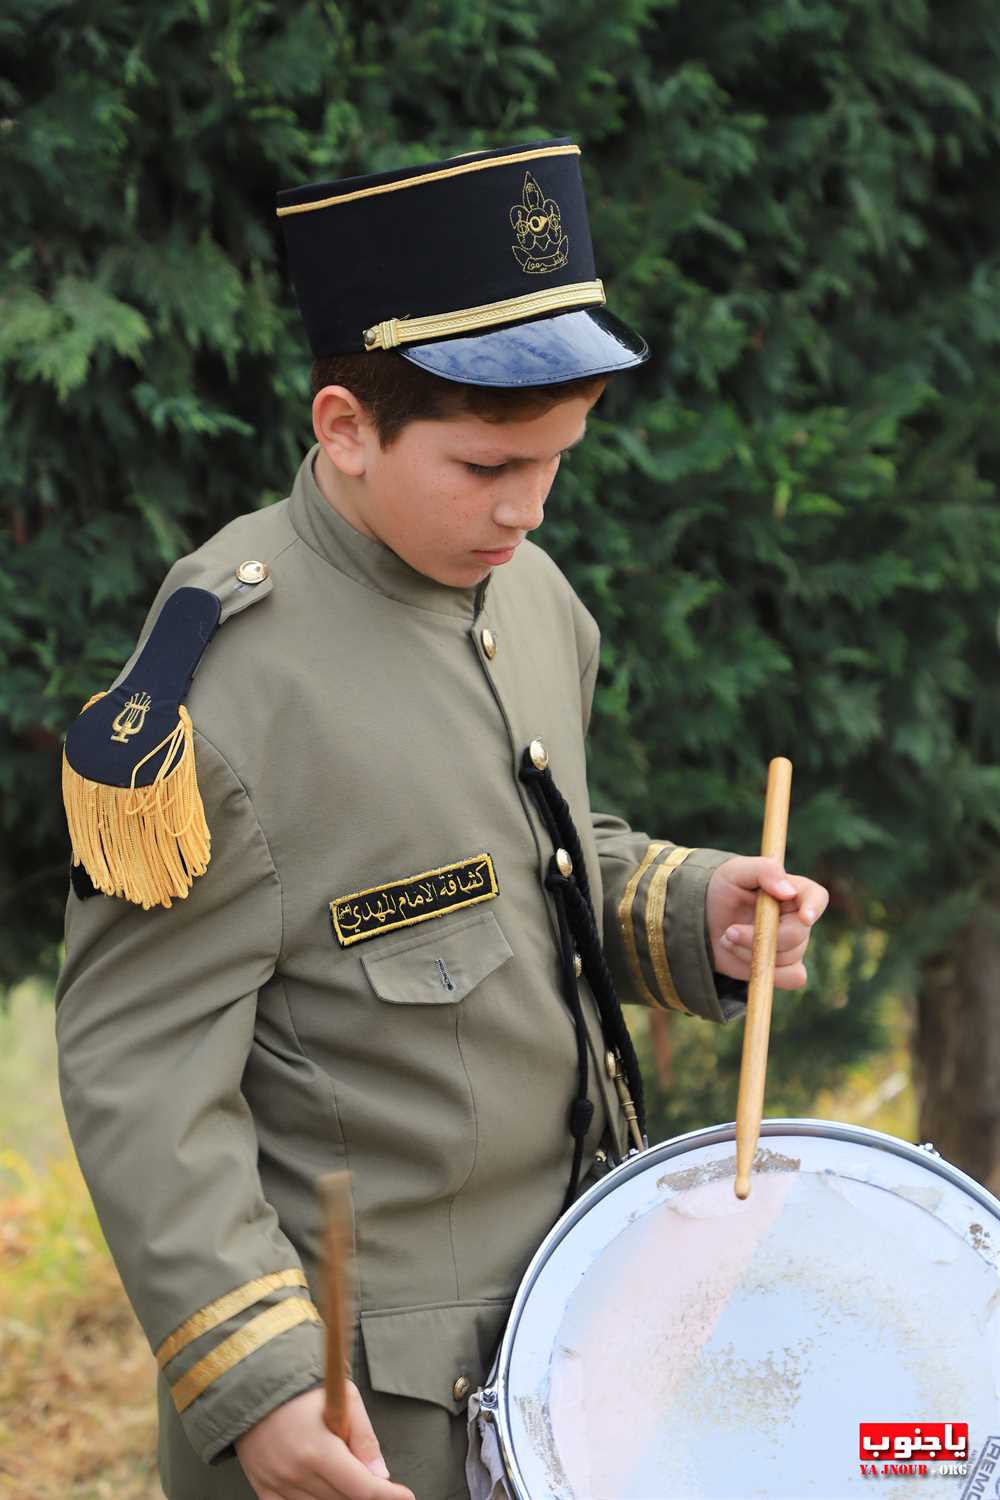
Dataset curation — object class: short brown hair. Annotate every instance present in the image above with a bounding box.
[310,351,609,448]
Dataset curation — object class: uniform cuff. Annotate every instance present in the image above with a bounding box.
[155,1271,326,1464]
[615,844,741,1021]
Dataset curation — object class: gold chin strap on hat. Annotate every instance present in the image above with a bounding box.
[362,278,605,351]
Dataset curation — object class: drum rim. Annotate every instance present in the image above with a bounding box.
[482,1116,1000,1496]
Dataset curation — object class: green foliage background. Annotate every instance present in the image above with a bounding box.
[4,0,1000,1136]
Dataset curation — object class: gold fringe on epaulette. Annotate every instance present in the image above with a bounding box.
[62,693,210,910]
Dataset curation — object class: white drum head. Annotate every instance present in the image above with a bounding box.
[488,1121,1000,1500]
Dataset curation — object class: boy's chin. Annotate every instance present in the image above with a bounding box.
[419,557,493,588]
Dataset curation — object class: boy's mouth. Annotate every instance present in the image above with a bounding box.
[472,545,518,564]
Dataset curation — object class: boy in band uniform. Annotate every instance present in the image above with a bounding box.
[55,138,827,1500]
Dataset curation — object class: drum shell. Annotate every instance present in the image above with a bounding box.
[468,1119,1000,1500]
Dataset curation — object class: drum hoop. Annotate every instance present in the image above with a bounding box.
[483,1115,1000,1499]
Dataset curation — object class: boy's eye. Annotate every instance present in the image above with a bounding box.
[465,462,507,477]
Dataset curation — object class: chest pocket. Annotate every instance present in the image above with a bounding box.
[360,908,512,1005]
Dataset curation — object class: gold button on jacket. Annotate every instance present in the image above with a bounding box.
[55,446,742,1497]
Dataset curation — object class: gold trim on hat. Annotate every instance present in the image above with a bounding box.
[276,143,581,218]
[361,279,605,351]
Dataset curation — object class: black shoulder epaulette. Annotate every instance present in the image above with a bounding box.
[62,586,224,910]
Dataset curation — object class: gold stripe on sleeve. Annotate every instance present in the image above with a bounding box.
[645,846,695,1013]
[617,842,669,1008]
[170,1298,322,1414]
[275,143,581,217]
[155,1269,308,1369]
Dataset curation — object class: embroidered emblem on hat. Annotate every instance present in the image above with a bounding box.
[510,171,569,275]
[330,854,499,948]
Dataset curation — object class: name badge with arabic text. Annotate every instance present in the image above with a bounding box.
[330,853,499,948]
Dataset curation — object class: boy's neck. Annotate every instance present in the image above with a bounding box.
[311,446,378,543]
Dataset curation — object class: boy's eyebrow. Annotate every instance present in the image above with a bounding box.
[466,427,589,463]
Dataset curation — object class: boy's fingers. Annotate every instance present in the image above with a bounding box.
[341,1387,415,1498]
[723,856,793,896]
[721,918,812,954]
[296,1466,414,1500]
[721,939,808,970]
[715,944,808,989]
[278,1482,347,1500]
[344,1382,389,1477]
[795,879,830,925]
[721,859,829,924]
[755,865,827,914]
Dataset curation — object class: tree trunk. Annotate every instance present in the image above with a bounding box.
[916,907,1000,1196]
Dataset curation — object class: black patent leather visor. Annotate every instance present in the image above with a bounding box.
[399,305,649,388]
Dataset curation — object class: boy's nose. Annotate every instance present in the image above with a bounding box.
[492,473,551,534]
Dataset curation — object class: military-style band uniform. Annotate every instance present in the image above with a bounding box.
[55,138,746,1500]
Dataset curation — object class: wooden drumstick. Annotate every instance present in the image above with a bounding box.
[320,1171,355,1440]
[734,757,793,1200]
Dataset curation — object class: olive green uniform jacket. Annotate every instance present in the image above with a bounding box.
[55,447,745,1499]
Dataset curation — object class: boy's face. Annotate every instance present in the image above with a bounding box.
[313,386,600,588]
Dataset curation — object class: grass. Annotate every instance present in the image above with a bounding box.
[0,983,163,1500]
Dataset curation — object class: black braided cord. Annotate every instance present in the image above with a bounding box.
[547,861,594,1212]
[519,747,647,1208]
[527,761,595,914]
[558,874,646,1133]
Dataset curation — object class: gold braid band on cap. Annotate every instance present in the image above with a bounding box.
[170,1298,322,1414]
[362,278,605,351]
[275,143,581,217]
[155,1269,309,1369]
[62,692,210,911]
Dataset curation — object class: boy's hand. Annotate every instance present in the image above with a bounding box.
[707,857,829,989]
[235,1382,416,1500]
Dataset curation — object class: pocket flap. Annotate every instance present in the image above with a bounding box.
[361,1299,511,1413]
[361,909,512,1005]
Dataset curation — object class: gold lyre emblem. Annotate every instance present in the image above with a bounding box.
[110,692,152,744]
[510,171,569,275]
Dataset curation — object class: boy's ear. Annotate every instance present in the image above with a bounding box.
[312,384,371,478]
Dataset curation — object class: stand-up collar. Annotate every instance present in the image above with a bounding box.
[288,444,485,619]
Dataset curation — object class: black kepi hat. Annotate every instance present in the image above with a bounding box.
[276,137,649,387]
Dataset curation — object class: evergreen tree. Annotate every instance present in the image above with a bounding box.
[3,1,1000,1173]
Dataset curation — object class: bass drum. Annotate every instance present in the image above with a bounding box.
[466,1120,1000,1500]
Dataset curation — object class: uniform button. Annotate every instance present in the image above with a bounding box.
[481,627,497,659]
[555,848,573,878]
[605,1049,618,1080]
[594,1148,608,1164]
[453,1374,472,1401]
[529,738,549,770]
[236,560,269,584]
[572,951,583,978]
